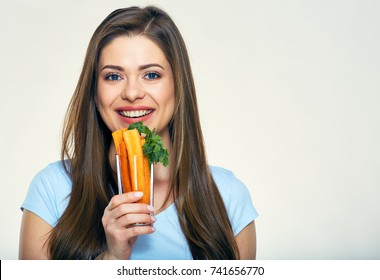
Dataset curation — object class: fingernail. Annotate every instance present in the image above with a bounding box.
[147,205,154,212]
[151,226,156,232]
[151,215,156,222]
[135,192,143,197]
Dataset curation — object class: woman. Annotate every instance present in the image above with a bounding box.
[19,6,258,260]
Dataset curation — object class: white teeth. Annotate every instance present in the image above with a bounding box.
[119,110,152,118]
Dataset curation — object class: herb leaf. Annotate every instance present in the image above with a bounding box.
[128,122,169,166]
[128,122,151,136]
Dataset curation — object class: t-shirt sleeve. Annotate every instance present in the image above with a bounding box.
[227,174,258,235]
[21,162,70,227]
[211,166,258,236]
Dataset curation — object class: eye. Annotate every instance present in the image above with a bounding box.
[105,73,122,81]
[144,72,161,80]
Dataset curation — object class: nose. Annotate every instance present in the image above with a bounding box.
[121,78,145,102]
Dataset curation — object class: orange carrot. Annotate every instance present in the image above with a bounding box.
[111,129,127,154]
[112,127,152,204]
[118,142,132,193]
[139,138,151,205]
[123,129,146,198]
[112,128,132,194]
[142,156,151,205]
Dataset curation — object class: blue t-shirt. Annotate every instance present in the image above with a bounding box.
[21,161,258,259]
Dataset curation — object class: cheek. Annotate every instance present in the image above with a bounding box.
[161,82,175,108]
[95,92,106,114]
[95,89,114,123]
[159,87,175,119]
[96,84,117,110]
[166,94,175,116]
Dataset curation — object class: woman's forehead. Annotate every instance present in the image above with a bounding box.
[98,35,170,70]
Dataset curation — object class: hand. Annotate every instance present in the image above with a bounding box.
[101,191,156,259]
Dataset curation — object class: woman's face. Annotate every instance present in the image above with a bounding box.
[96,35,175,138]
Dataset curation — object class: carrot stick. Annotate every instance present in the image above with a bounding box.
[112,128,131,194]
[142,156,151,205]
[111,129,127,154]
[139,138,151,205]
[118,142,132,193]
[123,129,145,198]
[113,127,151,203]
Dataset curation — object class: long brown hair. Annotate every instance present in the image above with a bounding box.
[49,6,239,259]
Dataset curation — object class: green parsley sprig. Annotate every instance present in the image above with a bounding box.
[128,122,169,167]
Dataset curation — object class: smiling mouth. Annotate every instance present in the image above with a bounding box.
[117,109,153,118]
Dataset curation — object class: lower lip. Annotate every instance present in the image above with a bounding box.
[117,111,154,125]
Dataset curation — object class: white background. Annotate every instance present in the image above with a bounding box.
[0,0,379,259]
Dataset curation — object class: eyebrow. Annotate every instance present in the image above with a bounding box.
[101,63,165,72]
[139,63,165,71]
[101,65,124,71]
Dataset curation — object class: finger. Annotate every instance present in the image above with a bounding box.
[104,219,155,241]
[112,203,155,220]
[106,191,144,210]
[125,224,156,239]
[119,213,156,228]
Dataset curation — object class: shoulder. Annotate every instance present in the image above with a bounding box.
[209,165,258,235]
[30,160,72,194]
[209,165,248,198]
[35,160,71,180]
[21,160,72,226]
[209,165,234,180]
